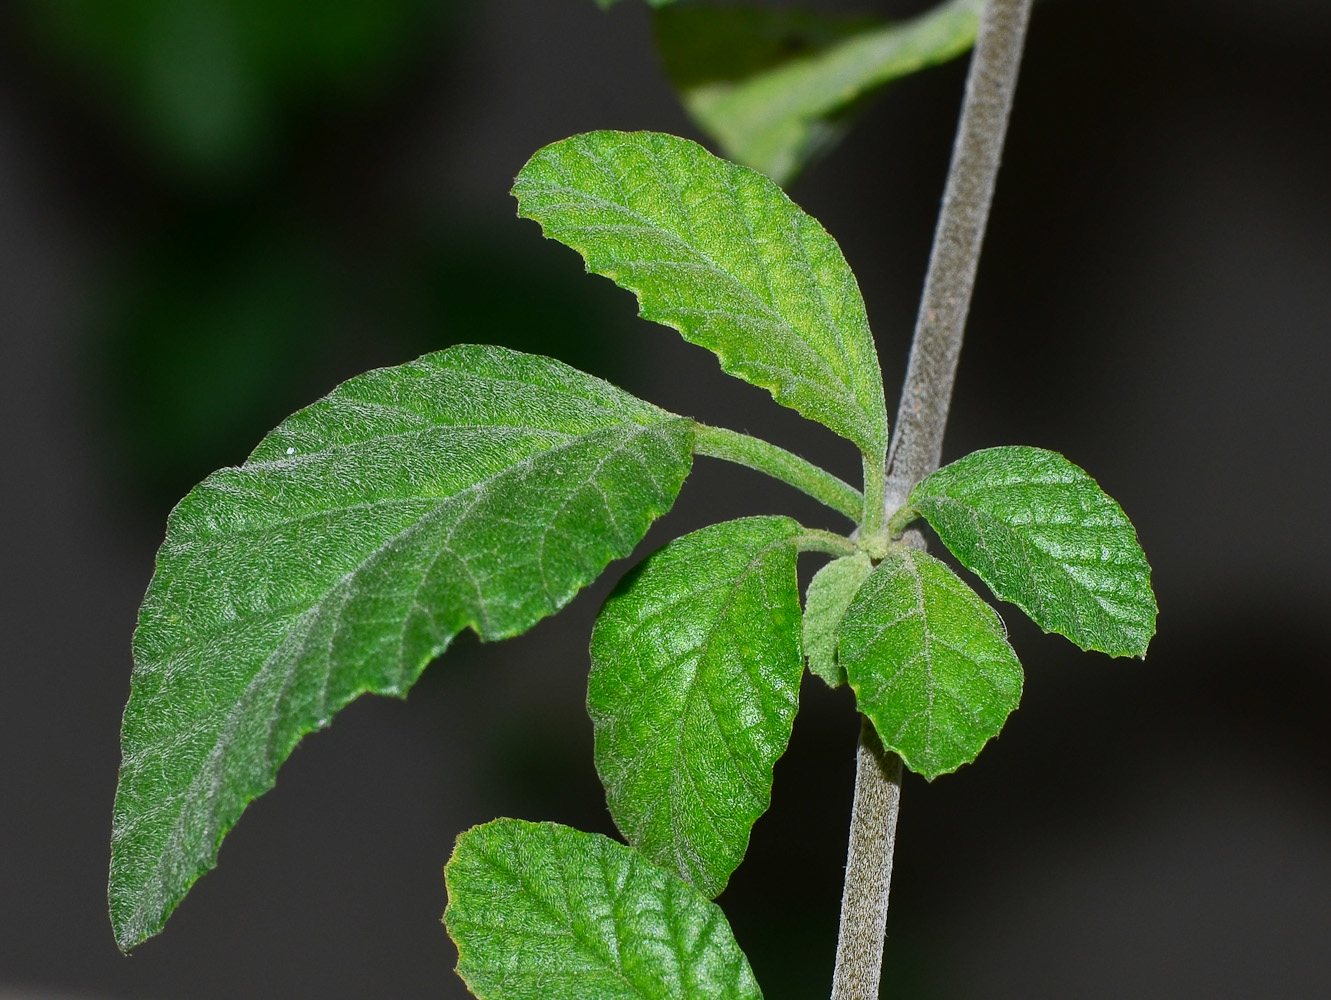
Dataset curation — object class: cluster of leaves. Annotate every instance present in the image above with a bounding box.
[605,0,984,184]
[111,128,1155,1000]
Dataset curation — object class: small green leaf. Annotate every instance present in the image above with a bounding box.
[657,0,981,185]
[444,819,763,1000]
[839,549,1023,779]
[111,345,694,951]
[513,130,887,461]
[909,446,1157,658]
[803,551,874,687]
[589,516,804,897]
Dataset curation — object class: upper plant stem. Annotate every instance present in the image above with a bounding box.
[692,422,863,522]
[860,455,888,535]
[830,2,1034,999]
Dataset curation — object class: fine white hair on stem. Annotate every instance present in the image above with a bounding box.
[831,2,1035,998]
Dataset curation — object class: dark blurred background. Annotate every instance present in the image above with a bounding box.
[1,0,1328,996]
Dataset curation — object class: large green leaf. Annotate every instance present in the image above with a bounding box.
[111,345,695,951]
[838,549,1023,779]
[657,0,981,185]
[802,551,873,688]
[445,819,763,1000]
[589,516,805,897]
[908,446,1157,658]
[513,130,887,461]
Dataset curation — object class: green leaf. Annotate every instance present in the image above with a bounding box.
[838,549,1023,779]
[444,819,763,1000]
[111,345,695,951]
[908,446,1157,658]
[657,0,981,185]
[803,551,874,687]
[589,516,805,897]
[513,130,887,461]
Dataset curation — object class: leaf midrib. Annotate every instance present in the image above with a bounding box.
[149,420,678,664]
[122,422,679,915]
[850,553,1013,762]
[923,494,1148,630]
[607,531,796,888]
[522,184,865,418]
[462,832,662,999]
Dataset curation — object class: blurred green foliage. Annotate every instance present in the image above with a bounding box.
[656,0,980,184]
[96,216,330,506]
[98,211,632,512]
[21,0,455,182]
[20,0,630,514]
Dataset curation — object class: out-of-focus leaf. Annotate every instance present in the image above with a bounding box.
[657,0,982,184]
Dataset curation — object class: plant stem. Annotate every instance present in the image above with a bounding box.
[860,456,888,535]
[882,0,1034,516]
[830,2,1034,999]
[797,529,859,558]
[693,422,863,522]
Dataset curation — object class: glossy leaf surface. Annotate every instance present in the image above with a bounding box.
[589,517,804,897]
[839,549,1023,779]
[910,446,1157,657]
[111,345,694,950]
[445,819,762,1000]
[657,0,981,184]
[803,551,873,687]
[514,130,887,460]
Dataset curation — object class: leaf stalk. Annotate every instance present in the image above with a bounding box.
[831,1,1034,998]
[796,529,858,559]
[692,422,863,522]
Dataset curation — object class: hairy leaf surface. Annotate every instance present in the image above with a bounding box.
[658,0,981,184]
[803,551,873,687]
[445,819,762,1000]
[589,516,804,897]
[909,446,1157,657]
[513,130,887,460]
[839,549,1022,779]
[111,345,694,950]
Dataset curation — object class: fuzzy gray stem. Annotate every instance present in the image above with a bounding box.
[830,720,904,1000]
[884,0,1034,514]
[831,2,1033,998]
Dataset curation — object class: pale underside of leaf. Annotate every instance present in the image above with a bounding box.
[661,0,981,184]
[910,446,1157,658]
[588,516,804,898]
[111,345,694,950]
[444,819,763,1000]
[803,551,874,687]
[513,130,886,461]
[838,549,1023,779]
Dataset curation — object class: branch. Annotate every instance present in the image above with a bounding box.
[830,2,1034,998]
